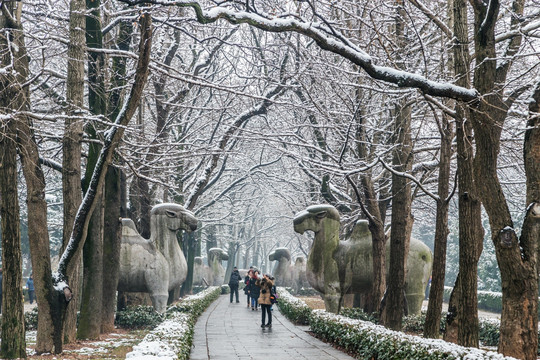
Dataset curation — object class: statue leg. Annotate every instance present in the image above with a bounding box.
[323,293,341,313]
[150,293,168,313]
[323,282,342,313]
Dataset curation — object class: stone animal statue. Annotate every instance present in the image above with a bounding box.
[293,204,432,314]
[293,256,309,291]
[193,257,213,286]
[208,247,228,285]
[118,203,198,312]
[269,248,295,288]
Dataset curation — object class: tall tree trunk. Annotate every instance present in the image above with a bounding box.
[423,0,456,339]
[423,111,453,339]
[380,0,413,330]
[77,0,107,339]
[101,166,125,333]
[355,108,387,314]
[62,0,86,343]
[468,1,537,357]
[380,99,413,330]
[0,105,26,359]
[516,79,540,360]
[442,0,483,347]
[56,9,152,351]
[1,2,59,353]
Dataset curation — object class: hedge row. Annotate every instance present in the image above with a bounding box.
[443,286,540,315]
[276,287,517,360]
[125,286,221,360]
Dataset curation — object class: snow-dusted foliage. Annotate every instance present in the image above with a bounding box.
[309,310,517,360]
[125,286,220,360]
[277,288,518,360]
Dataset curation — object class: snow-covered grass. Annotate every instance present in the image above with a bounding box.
[125,286,220,360]
[277,287,518,360]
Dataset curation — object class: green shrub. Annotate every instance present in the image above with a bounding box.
[276,287,313,325]
[309,310,516,360]
[115,305,164,330]
[340,307,379,324]
[479,319,500,347]
[126,286,221,360]
[24,307,39,331]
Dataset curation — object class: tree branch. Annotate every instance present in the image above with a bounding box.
[118,0,478,102]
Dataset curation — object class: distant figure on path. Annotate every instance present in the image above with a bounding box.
[244,267,254,307]
[257,274,275,328]
[229,266,242,303]
[249,270,261,310]
[26,273,35,304]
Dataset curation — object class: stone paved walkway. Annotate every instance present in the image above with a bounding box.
[189,294,355,360]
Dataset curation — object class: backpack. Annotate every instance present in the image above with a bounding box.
[270,286,278,304]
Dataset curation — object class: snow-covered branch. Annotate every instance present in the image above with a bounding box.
[118,0,478,102]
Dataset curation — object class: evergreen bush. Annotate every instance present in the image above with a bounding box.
[115,305,164,330]
[125,286,221,360]
[275,287,313,325]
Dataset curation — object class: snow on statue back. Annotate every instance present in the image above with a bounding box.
[293,204,432,314]
[118,203,198,313]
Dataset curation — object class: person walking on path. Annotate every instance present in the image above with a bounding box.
[249,270,261,310]
[228,267,242,303]
[26,273,36,304]
[244,267,253,307]
[257,274,275,328]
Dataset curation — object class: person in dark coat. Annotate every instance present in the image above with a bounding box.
[249,270,261,310]
[228,267,242,303]
[256,274,275,328]
[26,273,35,304]
[244,267,253,307]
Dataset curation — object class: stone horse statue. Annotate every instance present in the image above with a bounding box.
[293,204,432,314]
[269,248,295,288]
[118,203,197,312]
[208,247,228,285]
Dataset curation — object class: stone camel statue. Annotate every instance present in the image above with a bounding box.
[193,257,214,286]
[208,247,228,285]
[293,256,309,291]
[293,204,432,314]
[117,203,198,312]
[269,248,295,288]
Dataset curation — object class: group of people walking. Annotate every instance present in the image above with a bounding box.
[228,266,276,329]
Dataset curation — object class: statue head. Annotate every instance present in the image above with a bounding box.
[293,204,340,235]
[151,203,198,232]
[269,247,291,262]
[208,247,229,262]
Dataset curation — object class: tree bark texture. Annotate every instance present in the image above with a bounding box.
[380,2,413,330]
[468,1,537,358]
[1,3,59,353]
[380,100,413,330]
[62,0,86,343]
[0,113,27,359]
[101,166,125,333]
[423,111,453,339]
[77,0,107,338]
[355,107,387,314]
